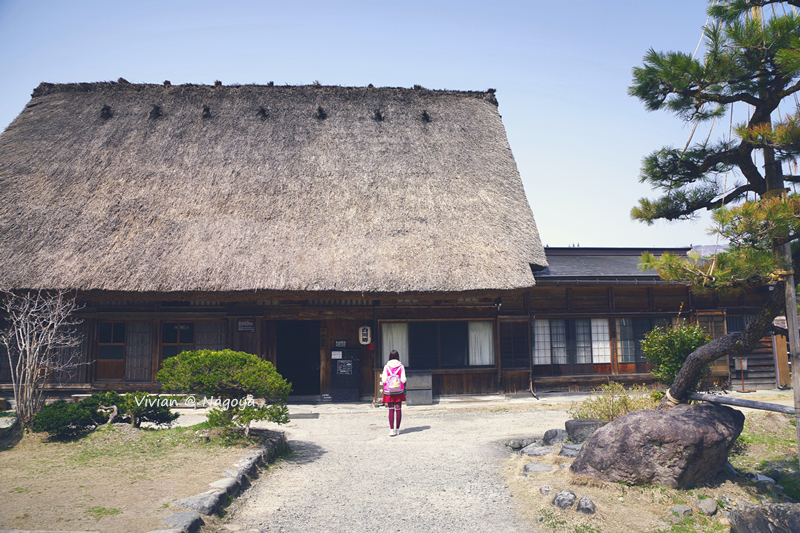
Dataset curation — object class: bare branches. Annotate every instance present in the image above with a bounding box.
[0,289,84,428]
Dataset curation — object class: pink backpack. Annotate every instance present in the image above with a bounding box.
[383,365,404,395]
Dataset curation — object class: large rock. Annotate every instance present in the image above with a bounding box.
[565,419,604,444]
[570,403,744,489]
[729,503,800,532]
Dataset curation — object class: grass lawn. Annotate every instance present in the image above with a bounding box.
[0,419,271,533]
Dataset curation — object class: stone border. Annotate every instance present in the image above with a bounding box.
[151,430,287,533]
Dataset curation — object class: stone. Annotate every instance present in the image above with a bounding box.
[209,477,240,495]
[146,530,184,533]
[540,485,552,496]
[506,437,537,450]
[756,479,776,492]
[770,469,784,483]
[558,443,583,458]
[670,504,693,517]
[222,469,247,483]
[233,454,262,477]
[729,503,800,532]
[543,429,568,446]
[520,444,556,457]
[162,511,204,533]
[523,462,553,474]
[722,461,739,477]
[576,497,596,514]
[696,498,718,516]
[551,490,576,510]
[172,489,228,515]
[570,403,744,489]
[565,419,604,444]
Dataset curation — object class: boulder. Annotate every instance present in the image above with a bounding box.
[552,490,576,510]
[543,429,568,446]
[570,403,744,489]
[565,419,604,444]
[729,503,800,533]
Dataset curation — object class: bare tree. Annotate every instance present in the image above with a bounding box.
[0,289,84,428]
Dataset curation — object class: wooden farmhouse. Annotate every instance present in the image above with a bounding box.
[0,81,786,401]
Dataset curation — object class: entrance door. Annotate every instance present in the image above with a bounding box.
[276,321,321,396]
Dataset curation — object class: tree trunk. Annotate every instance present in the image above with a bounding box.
[659,281,787,409]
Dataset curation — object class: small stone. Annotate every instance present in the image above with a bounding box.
[721,462,738,477]
[667,515,683,524]
[173,489,227,516]
[718,516,730,527]
[670,504,693,517]
[755,478,776,492]
[770,469,783,482]
[696,498,717,516]
[576,497,596,514]
[523,462,553,474]
[162,511,204,533]
[551,490,577,510]
[558,443,583,458]
[543,429,568,446]
[520,444,556,457]
[540,485,552,496]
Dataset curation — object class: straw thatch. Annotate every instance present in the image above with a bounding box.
[0,82,546,295]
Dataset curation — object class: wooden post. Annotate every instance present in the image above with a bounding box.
[782,243,800,459]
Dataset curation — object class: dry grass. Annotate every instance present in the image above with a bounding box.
[504,411,800,533]
[0,422,267,533]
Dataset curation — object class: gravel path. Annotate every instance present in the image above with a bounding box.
[223,404,569,533]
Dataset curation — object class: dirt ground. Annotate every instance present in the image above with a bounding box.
[0,395,797,533]
[0,414,263,533]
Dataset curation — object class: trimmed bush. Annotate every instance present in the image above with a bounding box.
[32,400,95,437]
[567,382,661,422]
[157,349,290,435]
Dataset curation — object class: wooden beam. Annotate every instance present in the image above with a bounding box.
[686,392,794,415]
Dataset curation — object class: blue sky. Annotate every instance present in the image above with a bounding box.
[0,1,727,247]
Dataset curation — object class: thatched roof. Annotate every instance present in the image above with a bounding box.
[0,81,546,295]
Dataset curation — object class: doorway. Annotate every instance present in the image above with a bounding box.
[276,321,321,396]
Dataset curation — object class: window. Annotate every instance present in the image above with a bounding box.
[162,322,194,359]
[532,318,611,366]
[616,317,670,364]
[726,315,752,333]
[500,321,529,368]
[384,321,494,369]
[161,321,227,359]
[99,322,126,360]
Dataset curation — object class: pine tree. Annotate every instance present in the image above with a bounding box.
[629,1,800,412]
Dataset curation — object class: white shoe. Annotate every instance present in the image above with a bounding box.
[395,428,400,436]
[389,429,396,436]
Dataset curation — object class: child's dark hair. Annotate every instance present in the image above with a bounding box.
[389,350,400,361]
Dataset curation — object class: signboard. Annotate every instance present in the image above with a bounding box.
[331,350,343,360]
[334,340,347,348]
[238,318,255,332]
[337,360,353,375]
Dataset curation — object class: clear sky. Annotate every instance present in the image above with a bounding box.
[0,0,727,248]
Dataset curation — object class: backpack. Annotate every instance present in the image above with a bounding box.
[383,365,404,395]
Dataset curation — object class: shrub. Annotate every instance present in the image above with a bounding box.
[567,382,660,422]
[120,391,179,428]
[157,349,290,435]
[640,323,711,390]
[32,400,95,436]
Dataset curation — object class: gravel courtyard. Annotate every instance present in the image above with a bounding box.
[219,399,571,533]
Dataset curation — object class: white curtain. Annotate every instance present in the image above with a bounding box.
[591,318,611,363]
[468,321,494,365]
[532,319,551,365]
[382,323,409,365]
